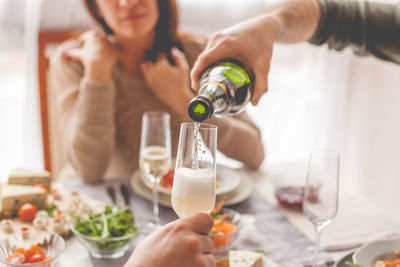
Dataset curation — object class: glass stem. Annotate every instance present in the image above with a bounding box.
[312,225,323,267]
[152,178,160,224]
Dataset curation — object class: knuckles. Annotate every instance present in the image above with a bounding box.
[183,235,202,254]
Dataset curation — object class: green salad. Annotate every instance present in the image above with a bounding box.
[73,206,139,251]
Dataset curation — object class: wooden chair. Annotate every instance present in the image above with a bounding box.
[38,30,82,173]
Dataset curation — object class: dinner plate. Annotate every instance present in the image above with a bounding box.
[353,239,400,266]
[131,168,253,208]
[139,165,242,196]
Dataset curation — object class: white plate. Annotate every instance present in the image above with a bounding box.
[140,165,241,196]
[353,239,400,266]
[131,168,253,208]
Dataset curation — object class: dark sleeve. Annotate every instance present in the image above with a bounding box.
[309,0,400,65]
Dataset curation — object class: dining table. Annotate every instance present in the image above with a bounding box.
[55,160,400,267]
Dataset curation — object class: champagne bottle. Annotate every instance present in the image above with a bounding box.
[188,58,254,122]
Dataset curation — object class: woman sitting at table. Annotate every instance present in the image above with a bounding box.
[50,0,265,182]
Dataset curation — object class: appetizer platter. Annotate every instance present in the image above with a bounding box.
[0,168,104,249]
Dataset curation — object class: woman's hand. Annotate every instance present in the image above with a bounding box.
[141,47,195,117]
[65,30,119,83]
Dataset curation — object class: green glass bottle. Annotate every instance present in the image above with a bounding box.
[188,58,254,122]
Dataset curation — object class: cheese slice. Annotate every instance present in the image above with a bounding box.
[0,184,47,218]
[229,250,263,267]
[8,168,52,190]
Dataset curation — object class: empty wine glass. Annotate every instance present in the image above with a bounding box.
[303,149,339,267]
[139,111,171,233]
[171,123,217,218]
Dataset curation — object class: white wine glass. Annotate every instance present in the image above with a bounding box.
[171,123,217,218]
[139,111,171,232]
[303,149,339,267]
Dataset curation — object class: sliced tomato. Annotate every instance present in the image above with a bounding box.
[14,248,28,262]
[29,253,46,263]
[161,170,174,188]
[6,252,26,264]
[18,203,38,222]
[34,184,48,192]
[28,245,45,258]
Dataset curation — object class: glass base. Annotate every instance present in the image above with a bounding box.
[89,246,130,259]
[141,221,162,235]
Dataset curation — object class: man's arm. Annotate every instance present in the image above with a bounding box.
[310,0,400,65]
[191,0,321,105]
[191,0,400,105]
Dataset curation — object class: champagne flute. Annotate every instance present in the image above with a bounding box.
[303,149,339,266]
[139,111,171,232]
[171,123,217,218]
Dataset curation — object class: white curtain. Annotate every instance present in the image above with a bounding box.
[0,0,27,182]
[246,44,352,164]
[23,0,44,171]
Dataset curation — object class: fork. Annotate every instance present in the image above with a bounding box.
[120,184,131,208]
[106,184,131,209]
[106,185,117,205]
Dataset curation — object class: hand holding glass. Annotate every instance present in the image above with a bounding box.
[172,123,217,218]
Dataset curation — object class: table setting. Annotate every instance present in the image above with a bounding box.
[1,158,400,267]
[1,113,400,267]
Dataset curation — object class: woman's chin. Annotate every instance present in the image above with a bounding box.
[115,27,155,42]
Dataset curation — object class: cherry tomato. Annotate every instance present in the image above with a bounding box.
[6,253,26,264]
[56,210,64,216]
[18,203,38,222]
[50,188,59,195]
[34,184,48,192]
[29,254,46,263]
[161,170,174,188]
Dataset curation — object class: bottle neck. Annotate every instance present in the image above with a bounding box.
[188,82,228,122]
[188,96,213,122]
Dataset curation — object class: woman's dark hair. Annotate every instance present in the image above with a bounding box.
[84,0,181,61]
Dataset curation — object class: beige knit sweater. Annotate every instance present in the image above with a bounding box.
[50,34,265,183]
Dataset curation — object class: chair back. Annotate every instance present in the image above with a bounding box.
[38,30,82,174]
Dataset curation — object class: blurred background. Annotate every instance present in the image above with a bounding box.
[0,0,399,218]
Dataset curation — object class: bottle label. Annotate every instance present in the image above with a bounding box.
[199,81,228,95]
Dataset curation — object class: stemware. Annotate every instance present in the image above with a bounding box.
[303,149,340,266]
[171,123,217,218]
[139,111,171,232]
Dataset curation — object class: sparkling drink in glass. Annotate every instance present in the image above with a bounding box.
[139,111,171,232]
[171,123,217,218]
